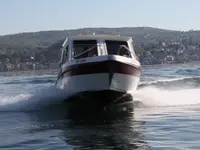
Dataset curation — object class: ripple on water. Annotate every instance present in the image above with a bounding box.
[0,65,200,149]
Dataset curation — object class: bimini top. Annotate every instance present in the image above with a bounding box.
[67,34,133,41]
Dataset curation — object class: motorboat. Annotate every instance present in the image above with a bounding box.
[55,34,141,113]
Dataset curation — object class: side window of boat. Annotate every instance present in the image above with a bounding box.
[62,45,68,63]
[72,40,98,59]
[105,40,132,58]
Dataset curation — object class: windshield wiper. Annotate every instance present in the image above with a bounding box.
[118,45,136,56]
[74,45,97,59]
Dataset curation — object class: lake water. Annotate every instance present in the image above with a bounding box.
[0,62,200,150]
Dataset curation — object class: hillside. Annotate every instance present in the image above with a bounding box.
[0,27,181,50]
[0,27,200,71]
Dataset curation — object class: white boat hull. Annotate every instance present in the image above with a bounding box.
[55,57,141,114]
[56,73,140,95]
[55,34,141,114]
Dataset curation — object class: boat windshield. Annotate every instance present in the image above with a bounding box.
[105,40,132,58]
[72,40,98,59]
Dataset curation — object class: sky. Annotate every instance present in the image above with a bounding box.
[0,0,199,35]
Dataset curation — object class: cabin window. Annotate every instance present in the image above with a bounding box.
[72,40,98,59]
[105,40,132,58]
[61,45,68,64]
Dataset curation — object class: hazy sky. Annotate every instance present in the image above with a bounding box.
[0,0,199,35]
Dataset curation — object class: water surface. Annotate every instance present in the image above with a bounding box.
[0,63,200,149]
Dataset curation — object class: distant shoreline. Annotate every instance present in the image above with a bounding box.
[0,61,199,76]
[1,27,200,70]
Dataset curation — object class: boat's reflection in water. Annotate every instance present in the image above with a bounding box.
[27,97,150,149]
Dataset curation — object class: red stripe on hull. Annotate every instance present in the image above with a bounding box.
[58,60,141,79]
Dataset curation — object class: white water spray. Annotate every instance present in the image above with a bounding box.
[133,87,200,107]
[0,77,200,111]
[0,86,69,111]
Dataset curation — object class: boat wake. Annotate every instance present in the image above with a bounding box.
[134,87,200,107]
[0,86,69,112]
[0,76,200,112]
[134,76,200,107]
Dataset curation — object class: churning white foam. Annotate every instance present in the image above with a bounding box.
[0,86,69,111]
[133,87,200,107]
[0,83,200,111]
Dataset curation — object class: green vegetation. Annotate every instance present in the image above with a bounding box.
[0,27,200,70]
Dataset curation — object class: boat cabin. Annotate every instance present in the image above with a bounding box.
[59,34,137,65]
